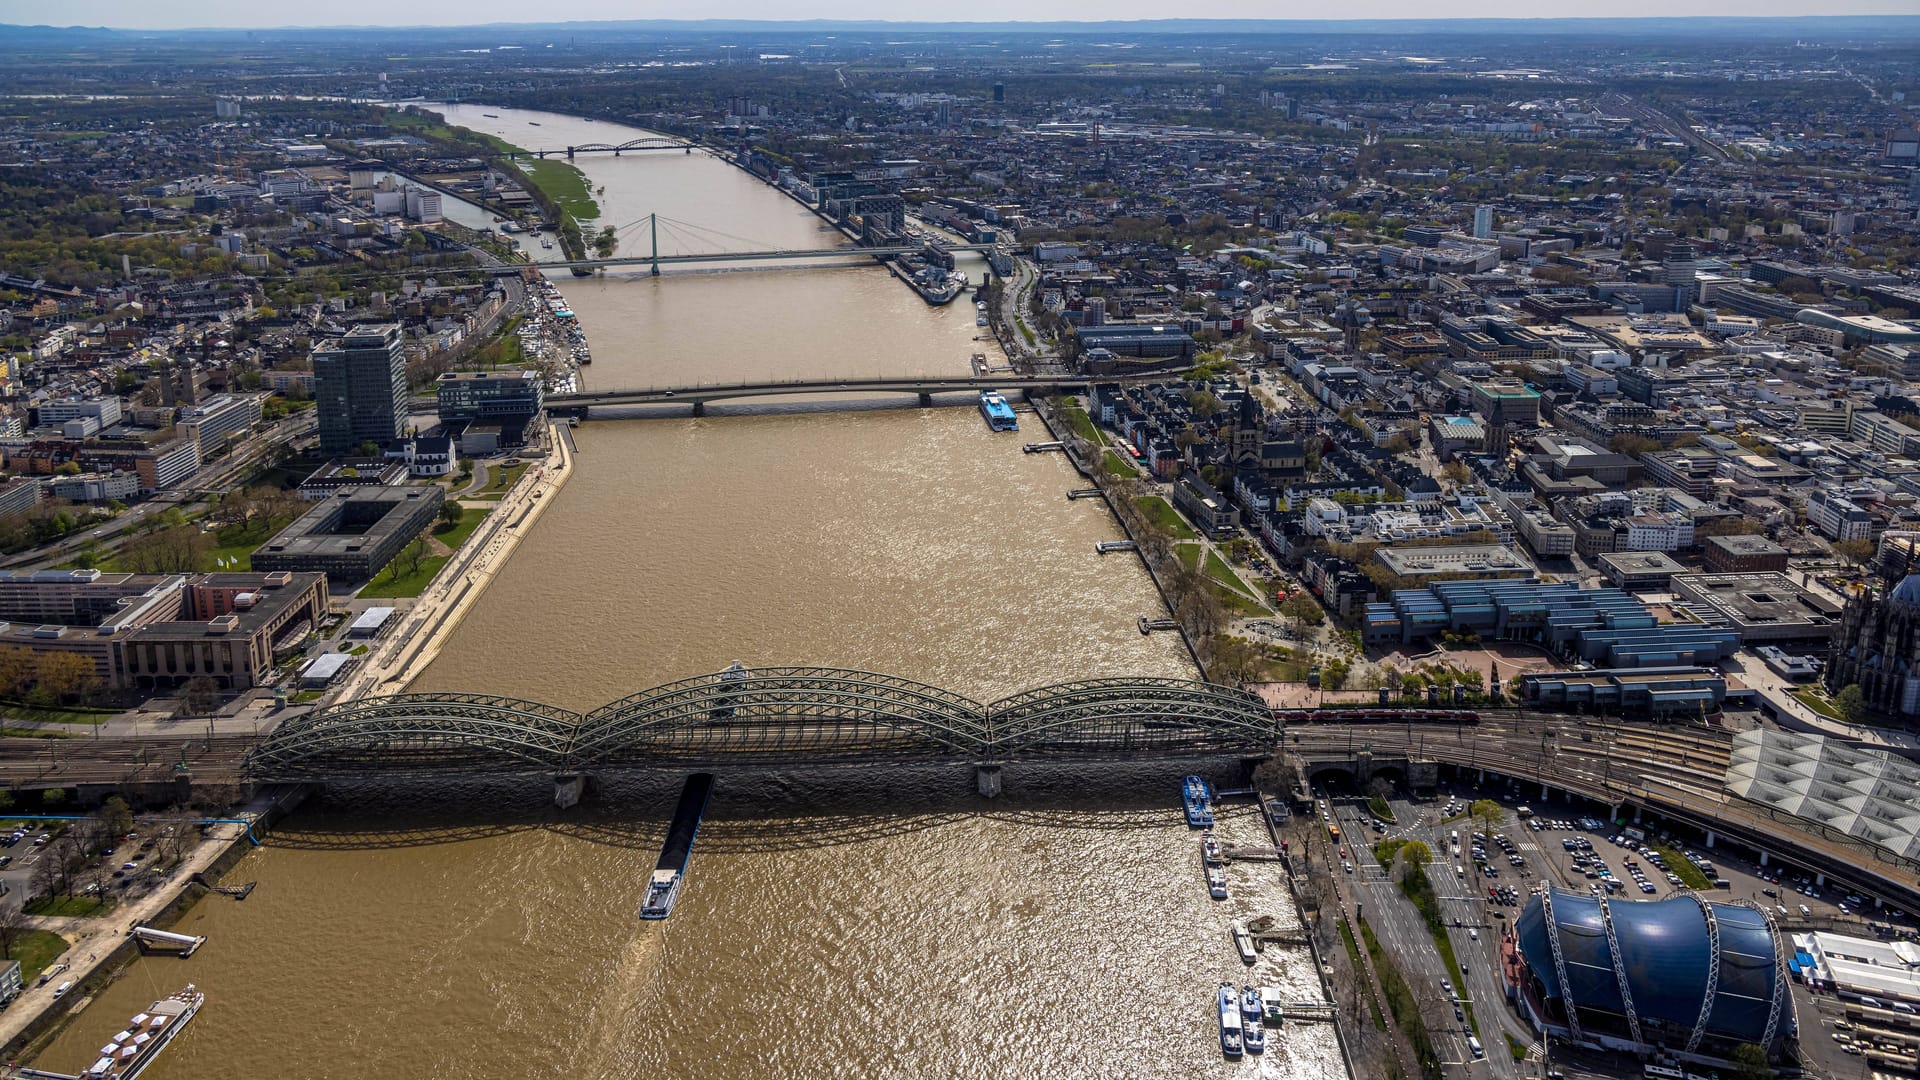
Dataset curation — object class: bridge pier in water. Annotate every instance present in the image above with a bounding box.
[691,402,706,417]
[554,772,587,809]
[918,392,932,407]
[975,764,1003,799]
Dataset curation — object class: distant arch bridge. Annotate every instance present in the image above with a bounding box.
[511,139,703,159]
[242,667,1277,781]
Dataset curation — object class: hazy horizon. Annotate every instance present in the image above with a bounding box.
[9,6,1920,32]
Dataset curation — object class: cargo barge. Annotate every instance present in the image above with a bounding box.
[639,772,715,920]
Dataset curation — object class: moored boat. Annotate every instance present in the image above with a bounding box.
[1206,865,1228,900]
[978,390,1018,432]
[1181,775,1214,828]
[1217,983,1243,1057]
[1232,919,1257,964]
[1201,830,1222,865]
[84,984,202,1079]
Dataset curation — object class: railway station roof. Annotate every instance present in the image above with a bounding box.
[1726,728,1920,864]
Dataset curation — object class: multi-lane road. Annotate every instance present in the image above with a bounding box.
[0,412,318,571]
[1329,793,1529,1080]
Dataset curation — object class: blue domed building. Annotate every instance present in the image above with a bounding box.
[1514,888,1795,1062]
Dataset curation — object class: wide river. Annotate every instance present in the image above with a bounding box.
[41,105,1337,1079]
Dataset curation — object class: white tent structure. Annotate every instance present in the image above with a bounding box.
[1725,728,1920,863]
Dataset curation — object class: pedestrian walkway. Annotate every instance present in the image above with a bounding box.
[332,421,574,701]
[0,818,251,1051]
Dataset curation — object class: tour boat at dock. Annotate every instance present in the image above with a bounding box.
[978,390,1018,432]
[1206,865,1229,900]
[1201,830,1222,865]
[1182,775,1213,828]
[1232,919,1257,964]
[1217,983,1244,1057]
[1236,991,1267,1053]
[82,984,203,1079]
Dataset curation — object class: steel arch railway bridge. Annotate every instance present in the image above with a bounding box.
[511,138,702,159]
[241,667,1279,785]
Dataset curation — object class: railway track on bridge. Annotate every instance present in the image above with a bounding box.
[0,734,254,788]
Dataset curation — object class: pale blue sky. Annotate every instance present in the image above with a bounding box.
[5,1,1917,31]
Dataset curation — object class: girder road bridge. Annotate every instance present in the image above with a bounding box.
[544,375,1108,416]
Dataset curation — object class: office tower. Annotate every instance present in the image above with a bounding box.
[313,324,408,454]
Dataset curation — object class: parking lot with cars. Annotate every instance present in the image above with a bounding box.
[1319,769,1917,1080]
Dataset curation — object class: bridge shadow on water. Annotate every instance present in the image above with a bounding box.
[265,809,988,856]
[266,762,1218,854]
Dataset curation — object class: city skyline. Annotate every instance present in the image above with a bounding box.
[12,5,1920,31]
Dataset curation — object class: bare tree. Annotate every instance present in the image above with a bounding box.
[27,854,55,906]
[178,676,220,718]
[402,534,429,577]
[50,832,86,899]
[0,899,27,962]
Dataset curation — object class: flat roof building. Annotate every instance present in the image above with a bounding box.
[1467,380,1541,426]
[299,457,408,500]
[252,486,445,583]
[1703,534,1790,575]
[348,606,395,638]
[1519,666,1727,714]
[1796,309,1920,346]
[0,569,327,690]
[300,652,355,687]
[1363,578,1740,666]
[1672,572,1843,643]
[436,370,543,447]
[1375,544,1531,582]
[1598,551,1687,592]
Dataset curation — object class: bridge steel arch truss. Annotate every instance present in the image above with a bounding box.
[568,139,692,153]
[572,667,990,767]
[243,668,1281,781]
[987,678,1277,759]
[1755,903,1793,1050]
[243,694,584,779]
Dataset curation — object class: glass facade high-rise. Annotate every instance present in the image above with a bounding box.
[312,324,407,454]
